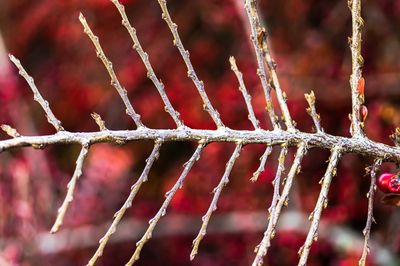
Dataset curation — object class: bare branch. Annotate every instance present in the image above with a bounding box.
[87,140,162,266]
[1,124,20,138]
[229,56,260,129]
[305,91,323,133]
[110,0,184,128]
[349,0,365,137]
[298,146,342,266]
[79,13,144,128]
[127,141,206,265]
[156,0,224,129]
[8,55,64,132]
[359,159,382,266]
[252,142,307,265]
[251,145,273,182]
[190,143,242,260]
[91,113,107,131]
[242,2,280,130]
[51,143,90,233]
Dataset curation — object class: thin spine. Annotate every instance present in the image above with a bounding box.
[87,140,162,266]
[229,56,260,129]
[79,13,144,128]
[244,0,295,131]
[359,159,382,266]
[252,142,307,266]
[242,2,279,130]
[349,0,364,137]
[190,143,243,260]
[251,145,273,182]
[126,141,206,265]
[8,55,64,132]
[111,0,184,128]
[51,143,90,233]
[156,0,224,129]
[305,91,323,133]
[298,147,342,266]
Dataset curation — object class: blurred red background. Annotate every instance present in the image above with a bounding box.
[1,0,400,265]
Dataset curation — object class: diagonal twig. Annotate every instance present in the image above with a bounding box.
[111,0,184,128]
[359,159,382,266]
[251,145,273,182]
[87,140,162,266]
[127,140,207,265]
[9,55,64,132]
[305,91,323,133]
[298,146,342,266]
[190,143,243,260]
[252,142,307,265]
[51,143,90,233]
[79,13,144,128]
[156,0,224,129]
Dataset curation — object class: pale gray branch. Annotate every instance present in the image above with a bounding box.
[251,145,273,182]
[305,91,323,133]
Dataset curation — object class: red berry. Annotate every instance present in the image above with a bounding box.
[389,177,400,193]
[377,173,396,193]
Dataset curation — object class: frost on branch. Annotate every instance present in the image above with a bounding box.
[1,0,400,265]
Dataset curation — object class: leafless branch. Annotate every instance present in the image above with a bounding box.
[298,146,342,265]
[251,145,273,182]
[229,56,260,129]
[91,113,107,131]
[51,143,90,233]
[1,124,20,138]
[156,0,224,128]
[190,143,242,260]
[111,0,184,128]
[79,13,144,128]
[349,0,365,137]
[252,142,307,265]
[305,91,323,133]
[8,55,64,132]
[359,159,382,266]
[87,140,162,266]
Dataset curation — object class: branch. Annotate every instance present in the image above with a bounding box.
[251,145,273,182]
[190,143,242,260]
[0,128,399,161]
[51,143,90,233]
[305,91,323,133]
[252,142,307,265]
[127,141,206,265]
[349,0,365,137]
[87,140,162,266]
[359,159,382,266]
[79,13,144,128]
[8,55,64,132]
[243,1,280,130]
[298,146,342,266]
[156,0,224,129]
[111,0,184,128]
[229,56,260,129]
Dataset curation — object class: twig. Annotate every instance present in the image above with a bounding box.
[190,143,242,260]
[51,143,90,233]
[229,56,260,129]
[0,128,400,162]
[244,0,295,131]
[127,141,206,265]
[110,0,184,128]
[242,1,280,130]
[359,159,382,266]
[156,0,224,129]
[298,146,342,266]
[1,124,20,138]
[87,140,162,266]
[349,0,364,137]
[251,145,273,182]
[8,55,64,132]
[91,113,107,131]
[79,13,144,128]
[305,91,323,133]
[252,142,306,265]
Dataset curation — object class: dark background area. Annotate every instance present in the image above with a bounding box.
[1,0,400,265]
